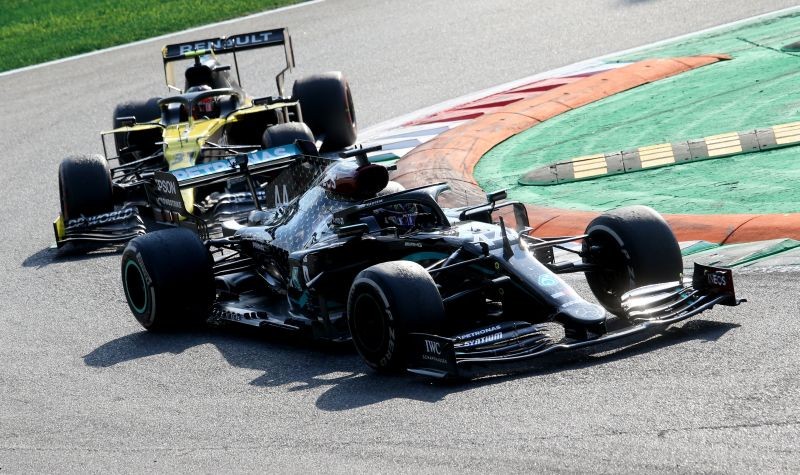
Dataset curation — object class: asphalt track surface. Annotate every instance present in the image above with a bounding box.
[2,1,799,472]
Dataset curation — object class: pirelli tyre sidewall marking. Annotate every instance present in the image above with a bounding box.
[350,277,397,369]
[124,252,155,325]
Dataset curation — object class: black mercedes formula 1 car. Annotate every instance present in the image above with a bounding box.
[120,145,741,379]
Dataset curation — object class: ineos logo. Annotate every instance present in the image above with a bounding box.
[424,339,441,355]
[707,272,727,287]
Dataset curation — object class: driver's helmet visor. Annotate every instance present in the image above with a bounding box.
[383,204,418,230]
[193,97,216,119]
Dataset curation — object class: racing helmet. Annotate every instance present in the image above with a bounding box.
[187,85,219,119]
[373,202,435,235]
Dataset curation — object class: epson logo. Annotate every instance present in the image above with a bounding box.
[155,177,178,195]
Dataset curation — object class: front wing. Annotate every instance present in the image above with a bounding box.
[406,264,742,379]
[53,207,146,248]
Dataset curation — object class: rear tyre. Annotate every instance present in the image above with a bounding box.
[347,261,445,372]
[113,98,162,164]
[582,205,683,316]
[261,122,315,149]
[292,72,357,152]
[58,154,113,221]
[121,228,214,331]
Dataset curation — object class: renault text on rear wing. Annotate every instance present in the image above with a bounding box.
[162,28,290,61]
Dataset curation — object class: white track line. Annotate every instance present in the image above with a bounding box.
[0,0,325,79]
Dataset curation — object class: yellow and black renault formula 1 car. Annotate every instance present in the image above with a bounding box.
[54,28,357,249]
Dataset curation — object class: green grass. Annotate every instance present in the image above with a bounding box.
[0,0,303,72]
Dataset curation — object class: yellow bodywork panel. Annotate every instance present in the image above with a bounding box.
[162,118,226,210]
[53,215,65,242]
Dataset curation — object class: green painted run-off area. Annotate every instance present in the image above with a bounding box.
[476,11,800,214]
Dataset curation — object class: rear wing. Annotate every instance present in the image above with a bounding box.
[162,27,295,96]
[169,142,308,189]
[149,141,332,231]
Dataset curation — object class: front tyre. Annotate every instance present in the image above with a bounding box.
[121,228,214,331]
[347,261,445,372]
[58,154,113,221]
[582,205,683,316]
[292,72,357,152]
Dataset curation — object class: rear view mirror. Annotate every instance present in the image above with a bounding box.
[117,116,137,127]
[487,189,507,203]
[337,223,369,238]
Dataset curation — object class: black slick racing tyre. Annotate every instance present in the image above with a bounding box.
[261,122,315,149]
[347,260,445,372]
[113,97,162,164]
[121,228,214,331]
[582,205,683,316]
[292,72,357,152]
[58,154,113,222]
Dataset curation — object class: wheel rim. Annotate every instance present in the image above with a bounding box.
[123,259,148,314]
[585,231,631,307]
[351,291,387,353]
